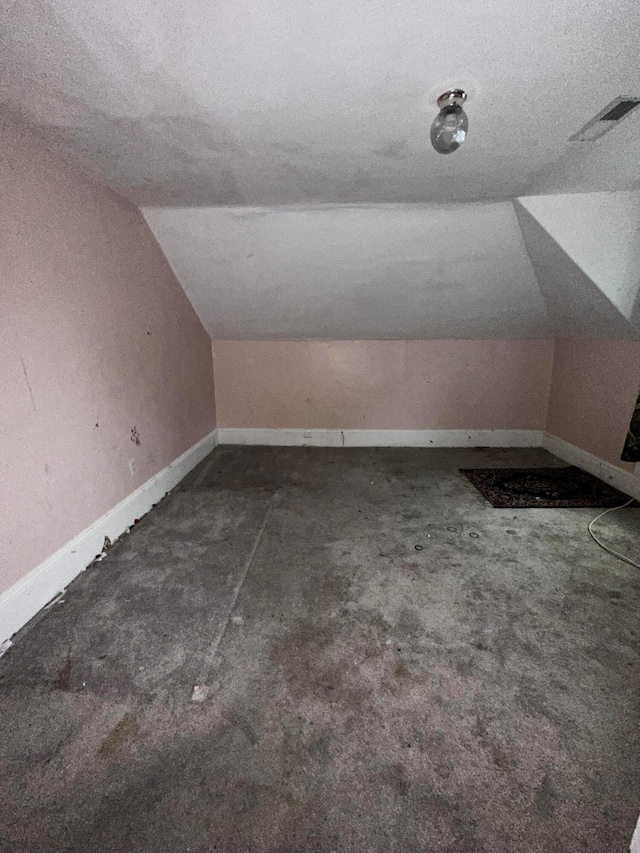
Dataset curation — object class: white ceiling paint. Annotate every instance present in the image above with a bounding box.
[514,201,638,339]
[528,112,640,196]
[4,1,639,341]
[143,202,552,340]
[518,192,640,322]
[2,0,640,205]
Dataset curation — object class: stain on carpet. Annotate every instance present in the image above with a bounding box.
[1,447,640,852]
[51,654,71,691]
[99,714,139,757]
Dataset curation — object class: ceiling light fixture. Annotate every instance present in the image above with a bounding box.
[430,89,468,154]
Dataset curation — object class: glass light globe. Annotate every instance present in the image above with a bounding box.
[430,104,468,154]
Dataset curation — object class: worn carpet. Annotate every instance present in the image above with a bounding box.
[461,465,630,508]
[1,446,640,852]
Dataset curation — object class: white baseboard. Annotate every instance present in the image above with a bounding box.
[0,429,218,647]
[217,427,639,498]
[3,425,633,648]
[542,433,640,500]
[217,428,544,448]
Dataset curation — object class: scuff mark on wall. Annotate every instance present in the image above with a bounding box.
[0,103,216,600]
[20,356,36,411]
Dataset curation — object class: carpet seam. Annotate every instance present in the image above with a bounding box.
[195,490,280,687]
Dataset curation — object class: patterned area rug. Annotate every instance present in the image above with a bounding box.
[460,466,630,508]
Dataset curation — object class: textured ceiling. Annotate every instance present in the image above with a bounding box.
[143,198,640,340]
[4,1,639,342]
[517,193,640,324]
[2,0,640,205]
[143,202,550,339]
[515,198,640,340]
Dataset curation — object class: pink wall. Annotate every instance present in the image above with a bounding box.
[547,339,640,471]
[4,114,636,603]
[212,340,554,430]
[0,117,216,594]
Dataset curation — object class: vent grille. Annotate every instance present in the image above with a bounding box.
[600,100,640,121]
[570,97,640,142]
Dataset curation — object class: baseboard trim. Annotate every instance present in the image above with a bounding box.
[0,429,218,647]
[217,428,544,448]
[542,433,640,500]
[4,426,632,647]
[217,427,639,498]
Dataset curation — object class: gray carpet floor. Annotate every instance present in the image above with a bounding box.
[1,446,640,852]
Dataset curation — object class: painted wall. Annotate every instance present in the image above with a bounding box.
[546,340,640,471]
[0,117,216,595]
[212,340,554,430]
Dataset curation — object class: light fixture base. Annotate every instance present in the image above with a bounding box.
[436,89,467,110]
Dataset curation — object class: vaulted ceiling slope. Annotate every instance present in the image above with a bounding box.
[3,1,640,340]
[516,193,640,333]
[143,202,549,340]
[143,194,640,340]
[2,0,640,205]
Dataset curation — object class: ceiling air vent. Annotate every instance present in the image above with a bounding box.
[570,97,640,141]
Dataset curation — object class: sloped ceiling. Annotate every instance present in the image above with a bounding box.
[143,202,550,339]
[517,193,640,321]
[144,194,640,340]
[514,201,638,339]
[2,1,640,340]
